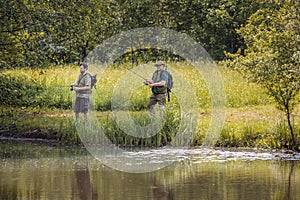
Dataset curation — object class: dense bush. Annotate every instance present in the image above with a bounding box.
[0,67,74,109]
[0,74,43,107]
[0,74,72,109]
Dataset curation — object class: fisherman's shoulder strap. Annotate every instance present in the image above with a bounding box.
[77,73,88,85]
[152,70,159,80]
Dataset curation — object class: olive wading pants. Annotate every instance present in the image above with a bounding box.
[147,93,166,115]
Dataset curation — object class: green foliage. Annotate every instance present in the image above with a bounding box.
[215,119,300,151]
[226,1,300,110]
[1,0,260,68]
[220,66,272,107]
[116,0,260,60]
[0,105,80,144]
[0,0,116,68]
[0,66,75,109]
[97,107,180,147]
[0,74,42,107]
[226,0,300,149]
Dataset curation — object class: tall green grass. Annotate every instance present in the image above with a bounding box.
[0,62,273,110]
[0,62,299,149]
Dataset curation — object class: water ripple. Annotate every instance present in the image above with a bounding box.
[121,147,300,165]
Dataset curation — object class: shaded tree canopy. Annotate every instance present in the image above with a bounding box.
[0,0,260,68]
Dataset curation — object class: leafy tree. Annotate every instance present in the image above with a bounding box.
[226,0,300,149]
[1,0,260,67]
[113,0,260,60]
[0,0,117,68]
[0,0,28,68]
[179,0,260,60]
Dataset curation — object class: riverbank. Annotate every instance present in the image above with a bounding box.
[1,63,299,150]
[1,104,299,151]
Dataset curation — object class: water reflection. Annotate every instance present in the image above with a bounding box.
[75,163,95,200]
[0,141,299,200]
[149,175,174,200]
[286,161,296,200]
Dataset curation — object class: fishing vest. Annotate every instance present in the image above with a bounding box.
[151,70,168,94]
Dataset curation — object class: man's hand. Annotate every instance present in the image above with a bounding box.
[70,84,76,91]
[72,87,79,91]
[145,79,153,84]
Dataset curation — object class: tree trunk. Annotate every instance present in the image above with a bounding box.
[285,104,296,150]
[81,40,89,62]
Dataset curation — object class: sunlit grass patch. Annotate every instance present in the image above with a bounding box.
[213,104,300,150]
[0,62,273,111]
[219,66,273,107]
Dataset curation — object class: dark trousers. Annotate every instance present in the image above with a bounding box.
[147,93,166,114]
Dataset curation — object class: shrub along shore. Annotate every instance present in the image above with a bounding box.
[0,63,299,151]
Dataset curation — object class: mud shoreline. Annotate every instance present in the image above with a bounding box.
[1,133,299,155]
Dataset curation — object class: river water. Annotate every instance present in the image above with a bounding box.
[0,140,299,200]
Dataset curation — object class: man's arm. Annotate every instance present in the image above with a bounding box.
[149,80,166,87]
[149,71,167,87]
[145,78,166,87]
[73,86,91,91]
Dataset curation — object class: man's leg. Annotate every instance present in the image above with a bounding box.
[83,98,90,121]
[84,112,89,121]
[157,94,166,118]
[74,97,80,120]
[147,94,157,116]
[157,94,166,109]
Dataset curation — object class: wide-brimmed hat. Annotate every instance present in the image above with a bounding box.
[154,61,165,67]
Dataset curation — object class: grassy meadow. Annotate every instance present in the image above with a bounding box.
[0,62,299,150]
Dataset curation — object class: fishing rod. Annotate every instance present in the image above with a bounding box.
[49,85,74,91]
[49,85,71,88]
[124,39,148,85]
[124,67,146,80]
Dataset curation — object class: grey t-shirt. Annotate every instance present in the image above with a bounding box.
[76,73,92,98]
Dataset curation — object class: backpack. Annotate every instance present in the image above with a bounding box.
[88,73,97,89]
[161,68,173,102]
[161,68,173,93]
